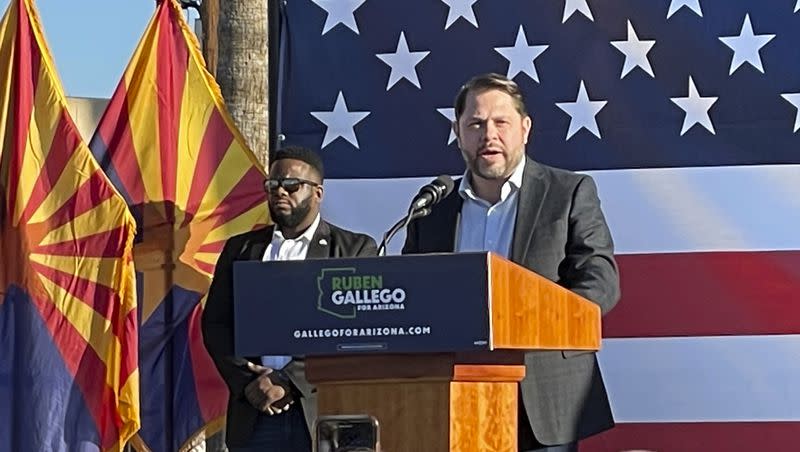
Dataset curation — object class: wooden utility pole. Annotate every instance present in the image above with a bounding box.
[217,0,269,167]
[198,0,218,76]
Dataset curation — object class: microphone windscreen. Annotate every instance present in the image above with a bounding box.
[434,175,455,197]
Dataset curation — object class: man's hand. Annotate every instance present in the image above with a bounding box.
[244,361,295,415]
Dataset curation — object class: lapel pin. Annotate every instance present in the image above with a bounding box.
[319,239,328,246]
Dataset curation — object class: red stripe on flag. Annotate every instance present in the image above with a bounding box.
[181,109,234,227]
[28,292,122,449]
[155,4,189,216]
[32,226,128,258]
[208,167,267,231]
[94,83,146,205]
[605,251,800,338]
[196,260,215,276]
[7,0,41,220]
[29,261,118,322]
[582,422,800,452]
[197,240,225,254]
[188,303,227,421]
[46,170,116,230]
[19,111,79,224]
[117,307,138,394]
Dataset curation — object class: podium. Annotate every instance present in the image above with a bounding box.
[233,252,601,452]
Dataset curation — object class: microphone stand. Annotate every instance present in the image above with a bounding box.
[377,206,431,256]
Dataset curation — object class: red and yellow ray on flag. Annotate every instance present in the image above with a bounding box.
[0,1,139,451]
[93,0,268,320]
[89,0,268,449]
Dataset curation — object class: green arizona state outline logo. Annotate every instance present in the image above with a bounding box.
[317,267,407,319]
[317,267,358,319]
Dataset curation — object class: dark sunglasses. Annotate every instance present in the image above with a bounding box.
[264,177,320,193]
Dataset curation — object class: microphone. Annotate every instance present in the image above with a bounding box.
[409,175,455,212]
[377,176,455,256]
[377,207,431,257]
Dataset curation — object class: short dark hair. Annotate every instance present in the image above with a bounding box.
[272,145,325,181]
[454,73,528,120]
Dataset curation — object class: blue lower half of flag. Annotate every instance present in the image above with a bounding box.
[0,285,101,452]
[138,285,210,452]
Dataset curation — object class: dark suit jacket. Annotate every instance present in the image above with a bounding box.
[403,158,620,447]
[201,220,378,448]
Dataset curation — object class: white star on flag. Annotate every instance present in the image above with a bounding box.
[310,92,371,148]
[494,26,549,82]
[667,0,703,18]
[781,93,800,132]
[376,32,431,90]
[436,108,457,145]
[671,77,718,135]
[556,81,607,140]
[611,20,656,78]
[310,0,368,35]
[563,0,594,23]
[719,14,776,75]
[796,0,799,13]
[441,0,479,29]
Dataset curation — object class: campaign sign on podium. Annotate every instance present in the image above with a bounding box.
[232,253,492,357]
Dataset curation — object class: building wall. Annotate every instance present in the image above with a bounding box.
[66,96,109,142]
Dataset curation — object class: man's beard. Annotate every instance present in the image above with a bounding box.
[268,196,313,229]
[465,149,522,180]
[473,160,506,179]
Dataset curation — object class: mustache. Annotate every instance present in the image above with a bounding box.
[268,193,293,203]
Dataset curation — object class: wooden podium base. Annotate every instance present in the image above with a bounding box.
[309,355,525,452]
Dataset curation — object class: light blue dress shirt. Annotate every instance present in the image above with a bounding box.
[455,158,525,258]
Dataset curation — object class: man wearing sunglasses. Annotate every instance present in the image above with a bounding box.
[202,146,378,452]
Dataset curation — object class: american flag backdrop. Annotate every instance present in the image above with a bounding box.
[276,0,800,450]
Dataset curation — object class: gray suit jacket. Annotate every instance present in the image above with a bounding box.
[403,158,620,446]
[201,220,378,448]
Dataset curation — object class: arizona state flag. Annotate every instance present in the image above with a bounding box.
[89,0,268,450]
[0,1,139,451]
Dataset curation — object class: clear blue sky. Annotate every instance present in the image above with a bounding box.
[1,0,199,98]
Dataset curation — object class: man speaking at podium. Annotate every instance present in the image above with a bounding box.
[202,146,378,451]
[402,73,621,452]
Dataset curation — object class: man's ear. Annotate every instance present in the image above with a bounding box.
[315,184,324,201]
[522,115,532,145]
[452,120,461,147]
